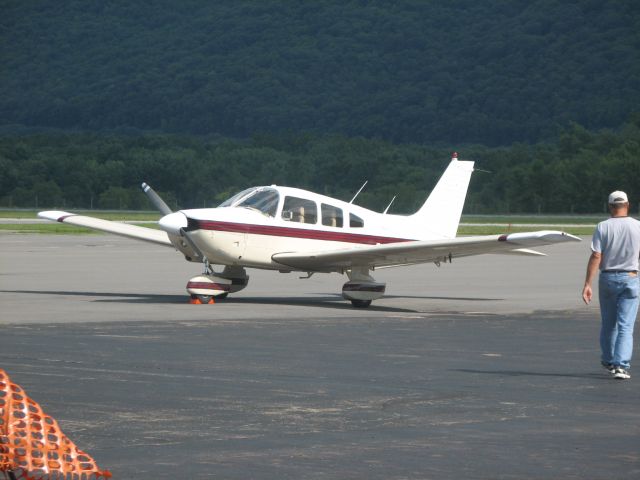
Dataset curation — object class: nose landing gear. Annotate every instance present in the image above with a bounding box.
[189,294,215,305]
[186,262,249,304]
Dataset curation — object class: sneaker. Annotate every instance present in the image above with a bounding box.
[614,367,631,380]
[601,361,615,374]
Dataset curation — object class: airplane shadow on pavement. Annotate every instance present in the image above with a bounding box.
[2,289,185,304]
[383,294,503,302]
[2,289,434,313]
[2,289,503,313]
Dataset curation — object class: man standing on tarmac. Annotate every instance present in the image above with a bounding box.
[582,191,640,380]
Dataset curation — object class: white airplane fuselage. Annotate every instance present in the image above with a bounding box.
[166,185,434,272]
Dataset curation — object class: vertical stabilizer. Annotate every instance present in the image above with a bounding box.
[410,153,474,238]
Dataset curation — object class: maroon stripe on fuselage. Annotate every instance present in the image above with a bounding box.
[189,219,413,245]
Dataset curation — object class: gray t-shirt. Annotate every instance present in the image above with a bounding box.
[591,216,640,271]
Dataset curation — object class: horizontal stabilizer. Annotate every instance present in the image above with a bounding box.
[498,248,546,256]
[497,230,580,245]
[38,211,172,247]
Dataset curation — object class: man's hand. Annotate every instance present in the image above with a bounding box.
[582,251,601,305]
[582,284,593,304]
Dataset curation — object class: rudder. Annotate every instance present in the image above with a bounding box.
[410,153,475,238]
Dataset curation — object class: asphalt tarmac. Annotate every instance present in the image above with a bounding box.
[1,234,639,479]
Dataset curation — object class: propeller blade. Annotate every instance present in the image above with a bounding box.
[141,182,172,215]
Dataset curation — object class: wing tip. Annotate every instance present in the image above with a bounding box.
[37,210,75,222]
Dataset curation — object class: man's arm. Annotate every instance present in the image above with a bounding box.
[582,251,601,304]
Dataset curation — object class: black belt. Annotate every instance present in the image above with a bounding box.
[602,270,638,273]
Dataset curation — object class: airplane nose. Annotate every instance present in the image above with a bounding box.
[158,211,188,236]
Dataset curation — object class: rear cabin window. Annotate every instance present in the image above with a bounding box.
[321,204,343,227]
[282,196,318,224]
[349,213,364,228]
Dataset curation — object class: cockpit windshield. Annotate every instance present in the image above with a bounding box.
[219,187,280,217]
[237,188,279,217]
[218,187,257,207]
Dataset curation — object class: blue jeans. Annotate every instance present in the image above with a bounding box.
[599,272,639,369]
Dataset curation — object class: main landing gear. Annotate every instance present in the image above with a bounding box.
[350,299,372,308]
[186,263,383,308]
[186,262,248,304]
[342,267,386,308]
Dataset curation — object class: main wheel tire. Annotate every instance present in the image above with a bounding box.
[216,293,229,299]
[350,299,372,308]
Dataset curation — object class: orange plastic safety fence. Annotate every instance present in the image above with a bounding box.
[0,369,111,480]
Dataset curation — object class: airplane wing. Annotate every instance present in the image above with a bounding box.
[38,210,173,247]
[271,231,581,271]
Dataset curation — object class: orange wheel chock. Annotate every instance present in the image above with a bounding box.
[188,296,215,305]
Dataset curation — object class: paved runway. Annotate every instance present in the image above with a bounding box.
[1,234,639,479]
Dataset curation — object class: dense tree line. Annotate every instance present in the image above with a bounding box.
[2,0,639,146]
[1,118,639,214]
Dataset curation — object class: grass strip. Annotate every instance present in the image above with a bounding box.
[457,225,593,236]
[1,222,590,236]
[0,210,160,221]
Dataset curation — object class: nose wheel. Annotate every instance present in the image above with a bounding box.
[189,294,215,305]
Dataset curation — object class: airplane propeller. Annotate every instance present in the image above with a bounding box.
[141,182,172,216]
[141,182,204,261]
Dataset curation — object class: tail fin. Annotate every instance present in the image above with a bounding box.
[410,153,474,238]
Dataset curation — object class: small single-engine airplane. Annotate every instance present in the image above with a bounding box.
[39,153,580,307]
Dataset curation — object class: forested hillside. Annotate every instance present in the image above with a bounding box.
[2,0,639,146]
[2,119,639,214]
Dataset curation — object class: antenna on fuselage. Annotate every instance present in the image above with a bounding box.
[383,196,397,214]
[350,181,368,204]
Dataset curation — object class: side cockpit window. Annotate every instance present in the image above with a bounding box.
[282,196,317,224]
[236,188,279,217]
[321,204,343,227]
[349,213,364,228]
